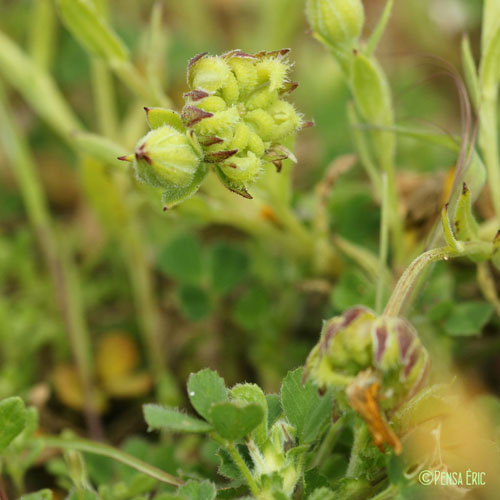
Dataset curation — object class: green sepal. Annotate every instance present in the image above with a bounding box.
[213,164,253,199]
[441,204,462,252]
[145,107,185,132]
[454,183,480,242]
[161,162,208,209]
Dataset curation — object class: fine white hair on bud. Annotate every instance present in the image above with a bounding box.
[305,0,365,50]
[120,49,309,206]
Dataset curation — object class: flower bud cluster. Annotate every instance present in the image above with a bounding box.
[121,49,306,207]
[303,306,429,411]
[183,49,304,197]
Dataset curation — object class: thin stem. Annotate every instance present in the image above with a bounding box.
[365,0,395,57]
[91,60,118,138]
[379,147,405,267]
[384,241,493,317]
[311,414,346,469]
[376,174,390,313]
[215,438,260,498]
[347,419,370,478]
[479,92,500,220]
[369,483,398,500]
[32,437,183,487]
[28,0,56,70]
[122,226,167,387]
[347,102,382,198]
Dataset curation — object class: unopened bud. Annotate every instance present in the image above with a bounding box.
[305,0,364,49]
[133,125,202,190]
[304,306,429,410]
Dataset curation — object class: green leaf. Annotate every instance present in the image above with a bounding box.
[461,35,480,111]
[303,469,330,498]
[281,368,333,443]
[0,396,27,453]
[386,453,405,484]
[146,108,185,132]
[209,242,249,295]
[209,401,264,441]
[232,285,269,330]
[216,447,242,481]
[177,480,216,500]
[187,369,229,421]
[143,405,212,433]
[56,0,128,62]
[20,490,53,500]
[330,270,375,312]
[158,234,202,284]
[444,301,494,336]
[230,384,267,447]
[266,394,282,429]
[177,285,213,321]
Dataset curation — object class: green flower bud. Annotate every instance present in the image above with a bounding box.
[304,306,429,411]
[133,125,202,191]
[305,0,365,49]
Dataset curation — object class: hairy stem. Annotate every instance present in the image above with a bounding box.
[384,241,493,317]
[212,435,259,498]
[311,414,346,469]
[347,419,370,478]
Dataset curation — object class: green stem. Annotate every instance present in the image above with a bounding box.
[376,174,390,313]
[347,102,382,198]
[365,0,395,57]
[384,241,494,317]
[479,92,500,221]
[216,438,260,498]
[347,419,370,478]
[311,414,346,469]
[28,0,56,70]
[369,483,398,500]
[122,227,166,386]
[380,148,405,267]
[32,437,183,487]
[91,60,118,138]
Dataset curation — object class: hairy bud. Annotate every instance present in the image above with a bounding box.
[120,49,307,205]
[305,0,364,50]
[304,306,429,410]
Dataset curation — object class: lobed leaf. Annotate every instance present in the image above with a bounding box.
[187,369,229,421]
[0,396,27,453]
[281,368,333,444]
[143,405,212,433]
[209,401,264,441]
